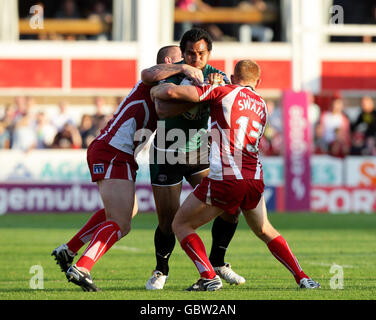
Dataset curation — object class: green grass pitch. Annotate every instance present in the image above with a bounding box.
[0,212,375,300]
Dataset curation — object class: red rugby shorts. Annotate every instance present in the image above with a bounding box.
[87,140,138,182]
[193,177,265,214]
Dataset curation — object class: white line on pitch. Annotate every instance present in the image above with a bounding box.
[112,245,141,252]
[308,262,355,268]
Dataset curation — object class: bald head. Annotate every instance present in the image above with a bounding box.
[232,60,261,87]
[156,45,183,64]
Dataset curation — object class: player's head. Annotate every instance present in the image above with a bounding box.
[156,45,183,64]
[180,28,213,70]
[231,60,261,89]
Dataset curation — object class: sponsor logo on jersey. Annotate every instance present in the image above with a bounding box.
[93,164,105,174]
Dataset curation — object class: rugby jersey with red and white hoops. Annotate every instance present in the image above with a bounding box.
[195,83,268,181]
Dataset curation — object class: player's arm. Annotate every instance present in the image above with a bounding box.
[154,99,198,119]
[141,64,204,86]
[151,83,199,102]
[151,83,200,119]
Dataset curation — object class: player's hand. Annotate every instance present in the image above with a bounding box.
[207,73,224,85]
[181,65,204,86]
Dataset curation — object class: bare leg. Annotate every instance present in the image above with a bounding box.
[75,179,135,274]
[172,193,224,281]
[242,196,280,243]
[149,183,182,276]
[242,196,315,285]
[187,170,240,268]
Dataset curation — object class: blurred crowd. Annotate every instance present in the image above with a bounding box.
[259,95,376,157]
[0,96,116,152]
[1,94,375,158]
[19,0,280,42]
[174,0,280,42]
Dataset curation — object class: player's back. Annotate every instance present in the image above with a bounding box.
[95,81,158,155]
[196,84,268,180]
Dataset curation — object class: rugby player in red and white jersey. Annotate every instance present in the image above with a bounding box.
[151,59,321,291]
[51,45,205,291]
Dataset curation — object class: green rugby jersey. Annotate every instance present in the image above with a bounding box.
[153,62,229,153]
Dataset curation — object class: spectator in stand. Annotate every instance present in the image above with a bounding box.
[55,0,81,19]
[260,99,282,155]
[114,96,123,109]
[350,130,365,155]
[55,0,82,40]
[53,101,74,131]
[0,104,16,146]
[51,122,82,149]
[92,96,106,131]
[79,114,97,148]
[11,114,37,152]
[87,0,113,40]
[319,98,351,147]
[313,123,328,155]
[307,92,321,135]
[0,121,10,149]
[351,96,376,139]
[174,0,226,41]
[236,0,274,42]
[34,111,57,148]
[266,99,282,133]
[362,136,376,155]
[13,96,28,123]
[95,114,112,134]
[328,128,350,158]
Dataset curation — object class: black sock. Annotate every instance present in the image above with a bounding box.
[209,216,238,267]
[154,226,176,275]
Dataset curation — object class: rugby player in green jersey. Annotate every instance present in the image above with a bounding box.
[142,28,245,290]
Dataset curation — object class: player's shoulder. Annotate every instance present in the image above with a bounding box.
[204,64,230,83]
[135,80,154,91]
[243,86,266,103]
[197,83,233,102]
[204,64,223,74]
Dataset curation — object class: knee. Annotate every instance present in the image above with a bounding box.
[220,211,240,224]
[158,218,174,234]
[171,218,179,236]
[120,224,131,238]
[112,217,131,238]
[157,209,177,234]
[171,216,185,237]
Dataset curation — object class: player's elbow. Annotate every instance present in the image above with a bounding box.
[141,69,157,84]
[155,101,170,119]
[162,86,178,100]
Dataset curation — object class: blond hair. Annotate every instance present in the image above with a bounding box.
[234,60,260,83]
